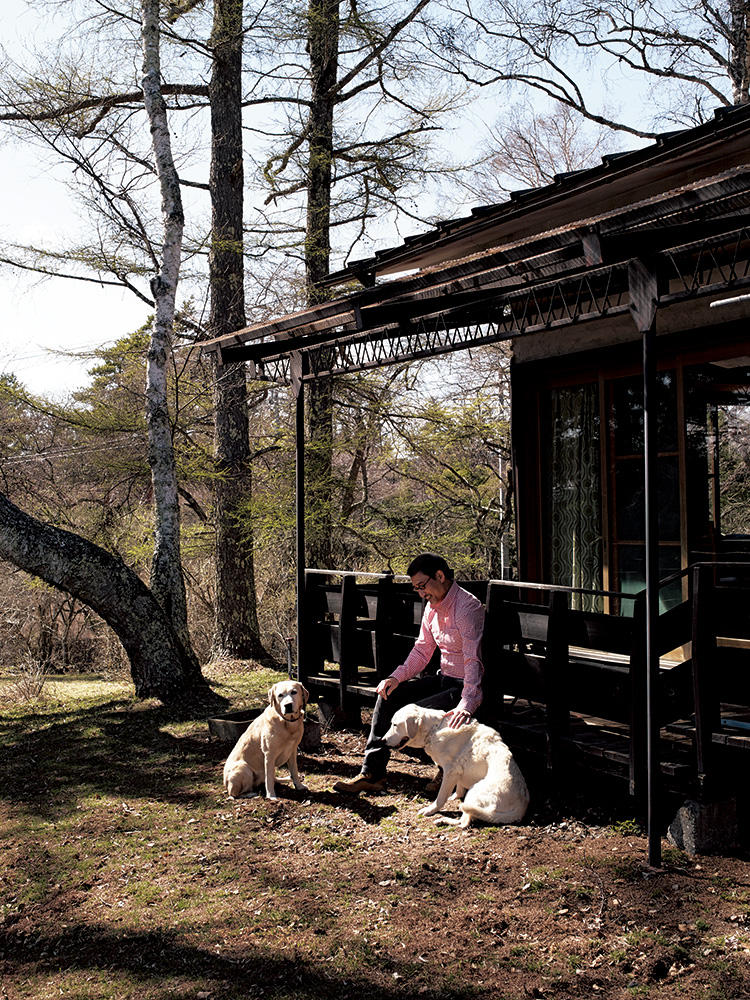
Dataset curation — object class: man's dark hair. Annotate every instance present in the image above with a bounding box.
[406,552,455,581]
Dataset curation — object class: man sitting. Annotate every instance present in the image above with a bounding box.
[333,552,484,794]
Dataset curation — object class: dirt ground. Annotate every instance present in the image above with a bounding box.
[2,680,750,1000]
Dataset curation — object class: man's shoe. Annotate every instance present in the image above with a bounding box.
[333,774,386,795]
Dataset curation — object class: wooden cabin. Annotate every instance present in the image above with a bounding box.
[204,103,750,854]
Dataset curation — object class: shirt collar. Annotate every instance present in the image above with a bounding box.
[429,580,458,616]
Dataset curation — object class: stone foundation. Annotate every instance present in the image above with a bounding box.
[667,798,740,855]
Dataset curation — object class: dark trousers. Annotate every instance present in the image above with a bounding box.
[362,673,463,779]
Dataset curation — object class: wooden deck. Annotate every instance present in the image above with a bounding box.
[297,566,750,807]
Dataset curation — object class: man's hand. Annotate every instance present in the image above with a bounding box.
[376,676,399,699]
[445,708,471,729]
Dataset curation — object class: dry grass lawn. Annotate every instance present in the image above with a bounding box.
[1,662,750,1000]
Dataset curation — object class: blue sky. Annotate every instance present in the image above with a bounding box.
[1,0,150,396]
[0,0,701,397]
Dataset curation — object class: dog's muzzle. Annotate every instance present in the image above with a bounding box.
[279,698,302,721]
[379,733,408,750]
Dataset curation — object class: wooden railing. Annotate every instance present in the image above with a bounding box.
[297,566,750,802]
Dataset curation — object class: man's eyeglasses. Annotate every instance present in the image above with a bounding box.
[412,577,432,593]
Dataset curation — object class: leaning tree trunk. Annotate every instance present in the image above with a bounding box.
[208,0,267,660]
[304,0,340,569]
[141,0,198,670]
[0,493,202,702]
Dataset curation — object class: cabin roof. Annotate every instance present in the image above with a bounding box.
[202,103,750,382]
[323,103,750,284]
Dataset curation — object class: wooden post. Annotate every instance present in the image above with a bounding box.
[338,574,357,715]
[629,591,648,802]
[691,564,720,799]
[483,581,505,718]
[374,572,395,680]
[543,589,571,779]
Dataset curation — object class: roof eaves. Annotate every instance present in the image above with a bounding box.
[322,103,750,287]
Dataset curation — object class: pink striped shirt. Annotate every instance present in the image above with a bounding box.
[390,582,485,715]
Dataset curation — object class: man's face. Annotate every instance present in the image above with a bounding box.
[411,569,451,605]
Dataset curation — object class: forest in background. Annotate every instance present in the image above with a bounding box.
[1,0,748,688]
[0,332,512,671]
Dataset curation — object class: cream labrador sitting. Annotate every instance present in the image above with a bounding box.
[383,704,529,828]
[223,681,310,800]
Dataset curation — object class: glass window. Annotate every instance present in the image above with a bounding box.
[547,384,602,610]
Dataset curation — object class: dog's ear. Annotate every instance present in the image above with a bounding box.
[267,686,276,707]
[406,714,420,741]
[300,683,310,707]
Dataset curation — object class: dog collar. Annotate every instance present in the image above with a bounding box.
[275,706,304,723]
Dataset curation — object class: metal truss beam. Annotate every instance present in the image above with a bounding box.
[241,229,750,386]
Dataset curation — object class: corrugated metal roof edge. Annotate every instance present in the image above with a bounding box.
[324,102,750,286]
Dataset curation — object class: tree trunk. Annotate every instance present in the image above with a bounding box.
[0,493,202,702]
[305,0,340,569]
[729,0,750,103]
[141,0,198,670]
[209,0,267,659]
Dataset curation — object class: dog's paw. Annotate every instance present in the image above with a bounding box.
[294,783,310,794]
[265,792,279,801]
[433,815,461,827]
[418,802,439,817]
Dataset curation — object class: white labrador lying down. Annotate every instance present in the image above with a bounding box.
[223,680,310,801]
[383,704,529,828]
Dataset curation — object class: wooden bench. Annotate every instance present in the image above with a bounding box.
[300,571,432,721]
[297,567,750,805]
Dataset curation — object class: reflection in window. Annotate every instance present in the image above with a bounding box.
[548,385,602,611]
[716,402,750,536]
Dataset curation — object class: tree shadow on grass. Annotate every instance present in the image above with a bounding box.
[1,923,484,1000]
[0,684,408,828]
[0,687,234,820]
[302,787,398,824]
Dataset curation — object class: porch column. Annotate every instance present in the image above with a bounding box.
[292,352,306,680]
[628,259,661,868]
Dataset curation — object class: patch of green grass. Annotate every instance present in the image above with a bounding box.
[507,943,545,973]
[610,818,643,837]
[660,845,688,867]
[378,816,400,833]
[522,865,563,892]
[624,926,669,948]
[315,831,351,852]
[202,664,287,709]
[718,885,750,906]
[603,856,643,881]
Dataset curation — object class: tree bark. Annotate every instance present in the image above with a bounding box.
[729,0,750,103]
[141,0,198,670]
[0,492,202,701]
[304,0,340,569]
[209,0,267,659]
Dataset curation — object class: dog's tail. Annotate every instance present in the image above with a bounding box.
[461,751,529,825]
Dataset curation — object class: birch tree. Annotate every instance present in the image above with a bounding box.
[140,0,199,669]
